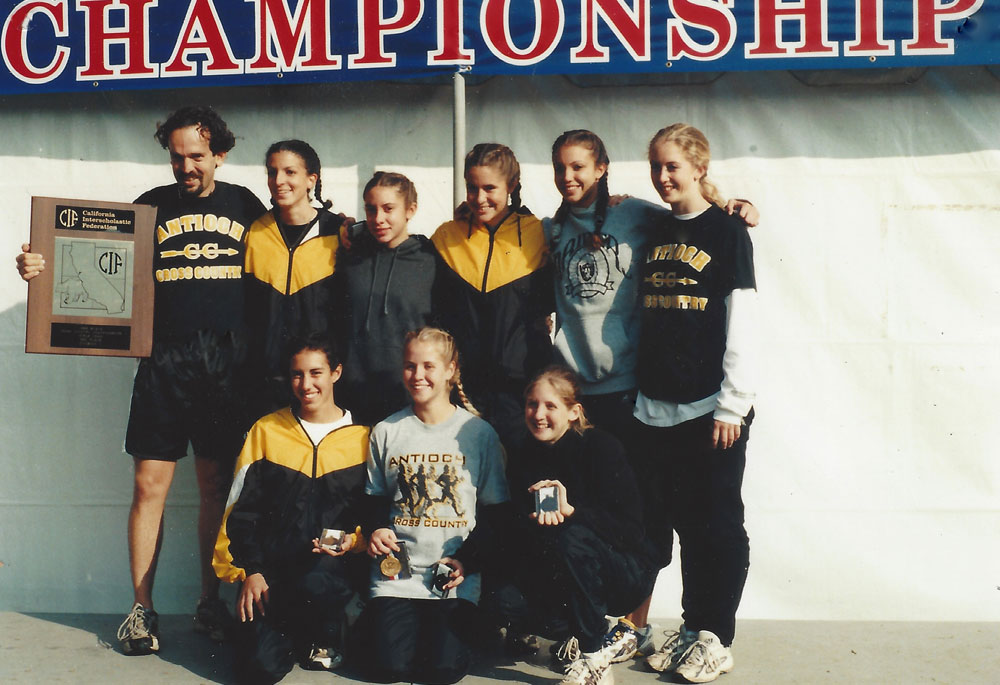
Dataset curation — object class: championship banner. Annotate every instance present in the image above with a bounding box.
[0,0,995,95]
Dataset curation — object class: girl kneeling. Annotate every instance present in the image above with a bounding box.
[359,327,509,684]
[489,366,656,685]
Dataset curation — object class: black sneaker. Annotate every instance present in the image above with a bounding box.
[505,630,542,657]
[117,602,160,655]
[193,596,233,642]
[302,645,344,671]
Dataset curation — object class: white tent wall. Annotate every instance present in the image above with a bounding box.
[0,67,997,621]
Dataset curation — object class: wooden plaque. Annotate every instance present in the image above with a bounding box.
[26,197,156,357]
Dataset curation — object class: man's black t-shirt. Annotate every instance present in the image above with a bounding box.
[136,181,265,338]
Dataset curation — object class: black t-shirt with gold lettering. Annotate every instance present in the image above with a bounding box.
[637,204,755,404]
[136,182,266,339]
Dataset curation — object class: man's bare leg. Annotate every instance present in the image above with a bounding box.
[128,458,176,609]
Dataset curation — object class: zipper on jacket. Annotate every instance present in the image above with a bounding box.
[479,209,515,292]
[481,226,498,292]
[285,243,297,295]
[280,213,321,295]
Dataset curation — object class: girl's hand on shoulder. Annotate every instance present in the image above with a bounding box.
[711,420,741,450]
[608,193,630,208]
[368,528,399,557]
[438,557,465,589]
[725,199,759,228]
[528,479,575,525]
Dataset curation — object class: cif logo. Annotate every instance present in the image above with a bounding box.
[58,208,79,228]
[99,249,124,275]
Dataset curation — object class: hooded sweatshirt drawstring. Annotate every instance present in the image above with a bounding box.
[383,249,398,314]
[363,245,403,332]
[363,250,380,333]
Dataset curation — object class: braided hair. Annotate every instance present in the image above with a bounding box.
[404,327,480,417]
[460,143,527,218]
[264,139,333,210]
[647,123,724,209]
[551,130,610,248]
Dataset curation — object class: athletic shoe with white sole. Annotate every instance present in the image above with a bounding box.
[602,618,658,663]
[561,649,615,685]
[192,596,234,642]
[552,635,582,670]
[117,602,160,656]
[675,630,734,683]
[646,623,697,673]
[602,619,637,663]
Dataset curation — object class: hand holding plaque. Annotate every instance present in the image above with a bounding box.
[25,197,155,357]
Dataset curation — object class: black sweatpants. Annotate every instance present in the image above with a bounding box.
[233,554,355,684]
[358,596,477,685]
[486,523,655,653]
[631,410,753,646]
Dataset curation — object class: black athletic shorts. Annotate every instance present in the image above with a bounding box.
[125,329,250,464]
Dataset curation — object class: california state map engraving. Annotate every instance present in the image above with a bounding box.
[52,237,133,318]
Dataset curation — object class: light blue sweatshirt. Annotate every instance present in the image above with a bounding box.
[544,198,669,395]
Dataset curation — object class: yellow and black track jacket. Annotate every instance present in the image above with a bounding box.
[213,408,369,583]
[431,210,553,400]
[243,208,345,394]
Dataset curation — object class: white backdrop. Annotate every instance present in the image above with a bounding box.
[0,67,998,621]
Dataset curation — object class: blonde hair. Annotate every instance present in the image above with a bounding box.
[525,366,591,435]
[404,327,480,416]
[648,123,724,209]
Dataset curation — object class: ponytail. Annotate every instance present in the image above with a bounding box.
[647,123,725,209]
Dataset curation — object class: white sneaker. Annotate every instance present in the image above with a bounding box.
[552,635,582,670]
[646,623,697,673]
[560,651,615,685]
[602,619,639,663]
[675,630,733,683]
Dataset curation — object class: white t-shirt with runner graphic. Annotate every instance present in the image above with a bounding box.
[366,405,508,603]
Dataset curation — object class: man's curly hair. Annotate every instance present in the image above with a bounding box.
[154,105,236,155]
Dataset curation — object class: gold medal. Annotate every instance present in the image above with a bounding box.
[380,554,402,577]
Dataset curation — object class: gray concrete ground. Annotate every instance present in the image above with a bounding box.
[1,612,997,684]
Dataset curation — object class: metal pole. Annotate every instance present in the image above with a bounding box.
[452,70,466,210]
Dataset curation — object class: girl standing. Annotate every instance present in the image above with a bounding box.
[636,124,757,684]
[360,327,509,684]
[545,130,758,659]
[488,366,655,685]
[546,129,757,443]
[337,172,442,425]
[431,143,553,447]
[545,130,669,439]
[244,140,344,416]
